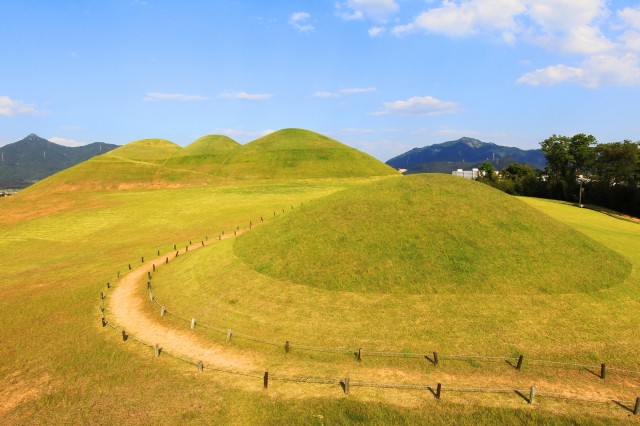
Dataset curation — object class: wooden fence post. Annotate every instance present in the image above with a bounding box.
[100,292,104,300]
[107,282,110,289]
[101,317,107,327]
[634,396,639,415]
[147,281,151,290]
[153,264,156,272]
[436,383,441,400]
[600,363,606,380]
[160,306,166,317]
[263,371,269,389]
[186,246,188,252]
[528,384,536,404]
[433,351,439,365]
[285,340,290,353]
[226,329,233,342]
[173,244,176,250]
[100,304,104,312]
[117,271,120,278]
[165,257,169,264]
[344,376,350,394]
[357,348,362,361]
[197,361,203,373]
[191,318,196,329]
[147,271,151,279]
[149,292,154,302]
[516,355,524,371]
[261,216,263,222]
[201,241,204,247]
[154,343,161,357]
[157,249,160,256]
[122,330,128,341]
[141,256,144,263]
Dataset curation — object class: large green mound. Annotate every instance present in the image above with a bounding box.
[104,138,181,163]
[26,129,396,192]
[220,128,397,179]
[234,174,631,294]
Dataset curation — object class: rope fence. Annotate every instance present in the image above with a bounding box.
[97,203,640,416]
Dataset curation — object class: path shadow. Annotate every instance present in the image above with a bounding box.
[427,386,438,398]
[424,355,437,365]
[586,368,603,379]
[514,390,531,404]
[612,400,635,413]
[505,359,517,369]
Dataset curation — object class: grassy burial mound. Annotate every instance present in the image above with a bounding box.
[24,130,396,193]
[164,135,240,173]
[235,174,631,294]
[220,128,398,179]
[26,138,184,192]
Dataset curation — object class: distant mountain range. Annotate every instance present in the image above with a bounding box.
[0,134,119,189]
[386,137,546,174]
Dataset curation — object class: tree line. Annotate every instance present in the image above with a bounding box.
[477,134,640,217]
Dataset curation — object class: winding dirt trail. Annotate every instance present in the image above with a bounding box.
[105,223,639,417]
[108,230,260,372]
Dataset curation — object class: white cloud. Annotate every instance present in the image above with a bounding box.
[289,11,314,32]
[218,92,272,101]
[314,87,376,98]
[517,53,640,87]
[393,0,526,37]
[48,136,85,147]
[144,92,208,102]
[371,96,460,116]
[0,96,44,116]
[619,6,640,29]
[336,0,399,22]
[517,64,588,86]
[368,26,386,37]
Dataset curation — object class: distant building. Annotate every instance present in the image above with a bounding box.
[452,168,480,179]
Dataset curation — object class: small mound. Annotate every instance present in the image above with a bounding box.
[182,135,240,155]
[220,128,397,179]
[104,138,181,163]
[164,135,240,173]
[235,174,631,294]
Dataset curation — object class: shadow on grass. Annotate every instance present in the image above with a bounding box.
[514,390,531,404]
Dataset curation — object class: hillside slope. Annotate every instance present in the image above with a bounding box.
[235,173,630,294]
[25,129,397,192]
[220,128,398,179]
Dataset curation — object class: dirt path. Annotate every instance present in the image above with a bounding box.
[108,230,260,373]
[106,224,640,416]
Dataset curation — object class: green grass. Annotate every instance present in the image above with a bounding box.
[1,172,639,424]
[235,174,630,294]
[28,129,398,192]
[208,128,399,180]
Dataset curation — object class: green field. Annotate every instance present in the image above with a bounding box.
[1,133,639,424]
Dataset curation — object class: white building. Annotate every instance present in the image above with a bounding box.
[452,168,480,179]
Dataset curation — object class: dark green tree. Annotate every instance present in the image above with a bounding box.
[593,140,640,185]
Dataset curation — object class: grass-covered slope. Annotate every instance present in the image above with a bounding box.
[220,128,398,179]
[25,130,396,192]
[235,174,631,294]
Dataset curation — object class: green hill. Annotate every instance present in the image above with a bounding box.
[25,129,397,192]
[164,135,240,174]
[235,173,631,294]
[28,138,182,192]
[220,128,397,179]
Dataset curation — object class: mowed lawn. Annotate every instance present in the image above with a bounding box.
[1,176,639,424]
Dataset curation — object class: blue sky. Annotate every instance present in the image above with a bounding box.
[1,0,640,160]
